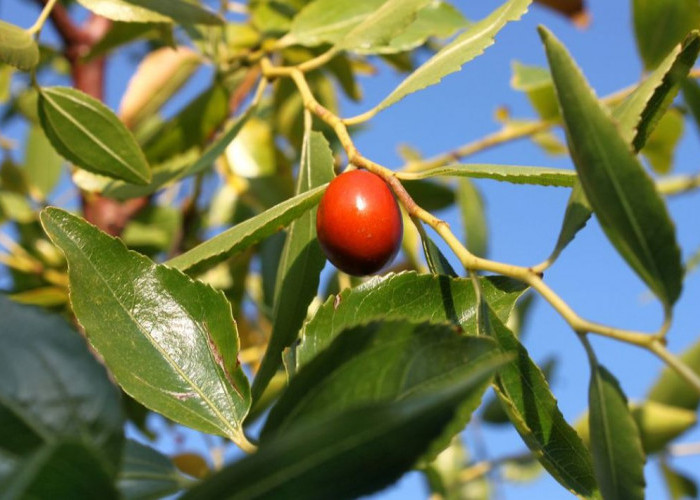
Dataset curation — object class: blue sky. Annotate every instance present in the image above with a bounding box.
[1,0,699,498]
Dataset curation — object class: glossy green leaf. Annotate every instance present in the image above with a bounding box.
[648,339,700,410]
[40,208,252,449]
[76,0,223,25]
[0,296,124,469]
[541,27,683,307]
[408,163,576,187]
[511,61,559,120]
[422,233,458,277]
[1,441,118,499]
[337,0,430,52]
[38,86,151,185]
[296,272,527,371]
[458,178,489,257]
[24,125,63,200]
[642,108,684,174]
[118,440,187,500]
[487,309,598,498]
[182,354,510,500]
[167,185,327,273]
[612,33,699,151]
[251,128,334,403]
[587,362,646,500]
[264,321,499,449]
[661,463,699,500]
[542,181,592,266]
[373,0,532,113]
[633,0,700,70]
[0,20,39,71]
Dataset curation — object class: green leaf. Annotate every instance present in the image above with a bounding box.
[457,178,489,257]
[263,321,499,455]
[373,0,532,113]
[0,65,14,103]
[632,401,697,454]
[118,440,186,500]
[287,0,385,47]
[511,61,559,120]
[540,27,683,307]
[587,362,646,500]
[40,208,252,449]
[647,339,700,410]
[542,181,592,266]
[142,84,229,164]
[122,204,181,253]
[76,0,224,25]
[384,1,469,54]
[641,108,684,174]
[407,163,576,187]
[295,272,526,371]
[661,463,699,500]
[336,0,430,52]
[682,77,700,132]
[181,353,510,500]
[38,86,151,185]
[422,233,458,277]
[486,309,599,498]
[166,184,327,273]
[612,32,700,151]
[78,108,253,201]
[1,441,118,499]
[251,128,334,403]
[0,20,39,71]
[633,0,700,70]
[501,455,544,483]
[0,296,124,470]
[24,125,63,200]
[403,179,456,212]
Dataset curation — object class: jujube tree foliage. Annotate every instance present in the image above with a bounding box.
[1,0,700,498]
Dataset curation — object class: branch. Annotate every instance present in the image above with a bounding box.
[31,0,92,45]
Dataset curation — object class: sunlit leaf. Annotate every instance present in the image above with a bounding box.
[41,208,252,449]
[407,163,576,187]
[541,27,683,307]
[0,20,39,71]
[372,0,532,114]
[38,86,151,185]
[76,0,224,25]
[167,185,326,273]
[648,339,700,410]
[295,272,526,371]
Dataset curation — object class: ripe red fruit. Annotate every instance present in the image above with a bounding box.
[316,169,403,276]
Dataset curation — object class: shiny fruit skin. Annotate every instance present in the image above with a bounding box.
[316,169,403,276]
